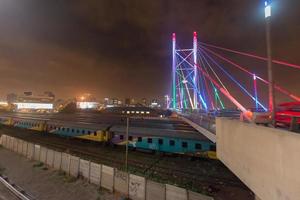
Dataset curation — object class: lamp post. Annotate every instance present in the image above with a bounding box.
[265,0,275,125]
[125,117,129,172]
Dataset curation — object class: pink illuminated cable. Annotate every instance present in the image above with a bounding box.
[201,46,300,102]
[200,42,300,70]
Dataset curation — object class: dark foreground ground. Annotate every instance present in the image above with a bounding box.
[0,125,254,200]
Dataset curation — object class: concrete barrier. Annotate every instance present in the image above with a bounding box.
[22,141,28,156]
[129,174,146,200]
[166,184,187,200]
[188,190,214,200]
[79,159,90,180]
[0,135,4,146]
[1,135,7,148]
[53,151,62,170]
[17,139,23,154]
[101,165,114,191]
[0,135,213,200]
[39,147,47,163]
[26,143,34,160]
[61,153,70,173]
[34,144,41,161]
[90,162,101,185]
[46,149,54,167]
[13,138,18,152]
[146,180,165,200]
[114,169,129,195]
[69,156,80,177]
[9,137,14,150]
[216,118,300,200]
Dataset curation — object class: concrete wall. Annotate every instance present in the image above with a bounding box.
[129,174,146,200]
[101,165,114,191]
[114,169,129,195]
[90,162,101,185]
[69,156,80,177]
[166,184,187,200]
[146,180,165,200]
[0,134,214,200]
[46,149,54,167]
[216,118,300,200]
[79,159,90,180]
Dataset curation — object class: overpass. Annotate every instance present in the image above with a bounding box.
[181,112,300,200]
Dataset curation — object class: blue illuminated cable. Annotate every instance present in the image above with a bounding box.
[200,47,267,111]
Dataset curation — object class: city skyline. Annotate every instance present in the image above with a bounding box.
[0,0,300,102]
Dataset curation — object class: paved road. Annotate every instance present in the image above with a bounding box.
[0,183,18,200]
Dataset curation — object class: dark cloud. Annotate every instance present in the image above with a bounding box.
[0,0,299,104]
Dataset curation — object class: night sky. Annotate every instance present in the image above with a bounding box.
[0,0,299,104]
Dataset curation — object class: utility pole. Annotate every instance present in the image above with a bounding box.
[125,117,129,171]
[265,0,276,125]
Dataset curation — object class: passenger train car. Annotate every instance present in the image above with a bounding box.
[0,116,216,159]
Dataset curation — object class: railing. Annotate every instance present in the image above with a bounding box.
[0,175,33,200]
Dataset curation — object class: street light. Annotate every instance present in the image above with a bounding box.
[125,117,129,172]
[264,0,275,125]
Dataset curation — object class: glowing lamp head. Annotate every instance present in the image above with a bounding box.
[172,33,176,41]
[253,74,256,80]
[264,0,271,18]
[193,31,197,37]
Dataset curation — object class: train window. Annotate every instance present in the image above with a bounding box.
[82,130,85,134]
[129,136,133,141]
[67,128,70,132]
[158,139,163,145]
[94,131,97,136]
[88,130,91,135]
[71,129,74,133]
[120,135,124,140]
[62,127,65,131]
[182,142,188,148]
[210,145,216,151]
[76,129,80,133]
[169,140,175,146]
[138,137,142,142]
[58,127,61,130]
[195,143,202,150]
[147,138,152,143]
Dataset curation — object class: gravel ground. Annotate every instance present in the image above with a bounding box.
[0,147,114,200]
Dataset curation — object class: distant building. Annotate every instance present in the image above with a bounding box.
[76,94,99,109]
[150,99,161,108]
[141,98,147,106]
[12,91,55,111]
[7,93,17,103]
[125,98,130,106]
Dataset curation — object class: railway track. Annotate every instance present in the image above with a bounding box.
[0,126,248,195]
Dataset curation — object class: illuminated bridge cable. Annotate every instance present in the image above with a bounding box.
[200,42,300,70]
[175,50,208,109]
[200,47,268,111]
[198,50,226,108]
[198,53,215,110]
[177,55,194,109]
[201,45,300,102]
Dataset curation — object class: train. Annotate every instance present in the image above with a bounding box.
[0,116,217,159]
